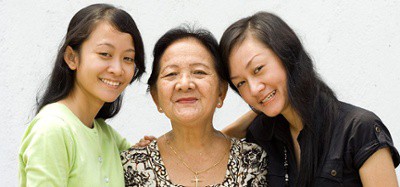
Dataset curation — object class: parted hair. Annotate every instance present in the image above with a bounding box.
[219,11,339,187]
[36,3,145,119]
[147,25,226,91]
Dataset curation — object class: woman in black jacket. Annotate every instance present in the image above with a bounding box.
[220,11,399,187]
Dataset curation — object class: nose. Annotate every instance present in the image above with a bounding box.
[175,73,195,92]
[248,78,265,97]
[108,58,124,76]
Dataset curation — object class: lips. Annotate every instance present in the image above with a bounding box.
[176,97,198,104]
[260,90,276,104]
[100,78,121,87]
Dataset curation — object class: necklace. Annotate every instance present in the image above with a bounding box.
[164,132,229,187]
[284,146,289,186]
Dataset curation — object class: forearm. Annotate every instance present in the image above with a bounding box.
[222,110,258,139]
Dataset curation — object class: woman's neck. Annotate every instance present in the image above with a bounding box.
[282,107,303,134]
[282,106,303,168]
[160,120,230,186]
[59,88,103,128]
[168,120,223,152]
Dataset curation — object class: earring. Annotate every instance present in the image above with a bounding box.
[249,105,262,114]
[158,107,163,113]
[217,97,223,108]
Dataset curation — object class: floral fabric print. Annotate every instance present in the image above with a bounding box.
[121,138,268,187]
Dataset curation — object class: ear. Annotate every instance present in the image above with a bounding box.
[217,81,228,108]
[64,46,79,70]
[150,87,162,113]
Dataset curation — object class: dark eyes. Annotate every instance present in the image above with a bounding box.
[236,65,263,88]
[99,53,111,57]
[123,57,135,63]
[254,65,263,74]
[236,81,245,88]
[194,70,207,75]
[165,72,178,77]
[163,70,207,78]
[98,53,134,63]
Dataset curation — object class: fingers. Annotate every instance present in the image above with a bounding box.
[133,135,157,147]
[144,135,157,141]
[135,140,150,147]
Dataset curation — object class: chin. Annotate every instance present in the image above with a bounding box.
[177,114,199,121]
[259,107,282,117]
[173,113,203,123]
[263,111,280,117]
[102,96,120,103]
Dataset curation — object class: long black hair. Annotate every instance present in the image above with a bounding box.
[36,3,145,119]
[220,12,339,186]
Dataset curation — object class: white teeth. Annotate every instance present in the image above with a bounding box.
[101,79,121,86]
[261,90,276,103]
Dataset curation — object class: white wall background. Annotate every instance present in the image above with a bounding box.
[1,0,399,185]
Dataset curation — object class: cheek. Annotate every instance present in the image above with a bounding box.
[277,73,288,91]
[124,65,135,79]
[75,68,92,83]
[156,82,173,103]
[240,91,255,104]
[277,76,289,102]
[200,79,219,95]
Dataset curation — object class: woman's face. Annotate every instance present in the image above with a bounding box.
[151,38,225,124]
[229,35,292,117]
[66,21,136,104]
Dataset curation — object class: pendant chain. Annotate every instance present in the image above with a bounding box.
[284,146,289,186]
[164,132,229,184]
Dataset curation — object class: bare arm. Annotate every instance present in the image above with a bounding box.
[221,110,258,139]
[359,147,398,187]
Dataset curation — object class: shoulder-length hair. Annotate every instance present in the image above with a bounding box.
[220,12,338,186]
[36,3,145,119]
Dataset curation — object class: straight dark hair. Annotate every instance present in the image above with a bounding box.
[147,25,225,90]
[220,12,339,187]
[36,3,145,119]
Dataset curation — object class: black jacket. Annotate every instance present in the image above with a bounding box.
[246,102,399,186]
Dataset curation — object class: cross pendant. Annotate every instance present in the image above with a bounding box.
[191,174,202,187]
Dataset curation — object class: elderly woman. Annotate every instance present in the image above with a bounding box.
[121,27,267,187]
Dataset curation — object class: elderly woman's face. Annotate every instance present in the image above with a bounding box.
[151,38,225,124]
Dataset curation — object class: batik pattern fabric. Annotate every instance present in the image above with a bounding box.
[121,138,268,187]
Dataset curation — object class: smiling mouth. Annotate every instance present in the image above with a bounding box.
[260,90,276,104]
[100,78,121,87]
[176,97,198,104]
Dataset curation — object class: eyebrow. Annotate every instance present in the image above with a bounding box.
[97,43,135,52]
[230,53,260,80]
[189,62,211,69]
[160,64,179,74]
[159,62,212,74]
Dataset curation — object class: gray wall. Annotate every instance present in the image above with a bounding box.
[1,0,399,185]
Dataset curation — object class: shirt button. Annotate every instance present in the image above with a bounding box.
[98,156,103,163]
[330,170,337,177]
[104,177,109,183]
[375,126,381,133]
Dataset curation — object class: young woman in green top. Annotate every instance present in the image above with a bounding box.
[18,4,145,186]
